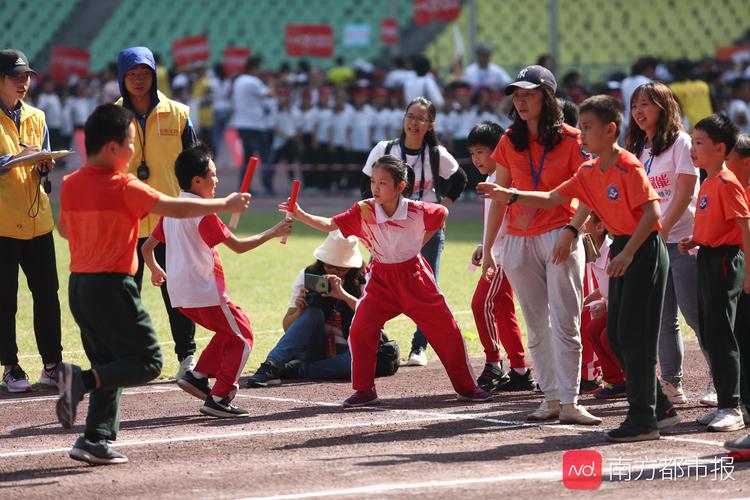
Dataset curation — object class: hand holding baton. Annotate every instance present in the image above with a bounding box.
[280,179,301,245]
[229,156,258,229]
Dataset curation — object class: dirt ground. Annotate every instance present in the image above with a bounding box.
[1,340,749,499]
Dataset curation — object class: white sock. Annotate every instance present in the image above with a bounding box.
[513,368,527,375]
[489,361,502,370]
[192,370,207,379]
[212,395,224,403]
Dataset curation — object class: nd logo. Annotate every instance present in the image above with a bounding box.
[563,450,602,490]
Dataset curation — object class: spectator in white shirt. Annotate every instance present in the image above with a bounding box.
[462,43,512,92]
[728,78,750,134]
[36,80,65,153]
[384,55,416,90]
[403,54,444,111]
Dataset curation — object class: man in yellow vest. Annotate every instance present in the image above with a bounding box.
[0,49,63,393]
[116,47,198,378]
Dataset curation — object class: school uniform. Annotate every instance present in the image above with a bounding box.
[556,148,670,428]
[470,170,525,368]
[60,167,164,441]
[331,104,353,189]
[151,194,253,400]
[348,105,375,189]
[450,106,481,190]
[491,124,588,405]
[333,197,477,396]
[691,169,750,410]
[299,106,318,188]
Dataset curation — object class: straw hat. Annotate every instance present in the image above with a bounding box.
[313,230,363,268]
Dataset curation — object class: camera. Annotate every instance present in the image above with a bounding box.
[305,291,325,308]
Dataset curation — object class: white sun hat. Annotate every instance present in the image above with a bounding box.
[313,230,363,268]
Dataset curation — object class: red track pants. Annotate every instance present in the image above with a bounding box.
[178,302,254,399]
[471,269,526,367]
[585,312,625,384]
[350,256,477,395]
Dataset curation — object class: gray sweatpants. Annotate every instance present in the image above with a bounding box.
[500,228,585,404]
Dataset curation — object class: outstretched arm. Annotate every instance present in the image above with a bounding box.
[151,192,250,218]
[223,218,294,253]
[278,200,339,233]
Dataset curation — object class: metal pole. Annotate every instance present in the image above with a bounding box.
[549,0,558,69]
[468,0,477,61]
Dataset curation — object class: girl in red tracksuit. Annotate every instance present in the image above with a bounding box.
[281,154,489,406]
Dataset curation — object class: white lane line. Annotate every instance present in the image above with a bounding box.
[0,415,458,459]
[237,394,728,448]
[0,385,180,405]
[15,311,474,360]
[237,471,562,500]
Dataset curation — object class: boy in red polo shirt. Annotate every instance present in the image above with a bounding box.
[478,95,678,442]
[55,104,249,465]
[680,116,750,434]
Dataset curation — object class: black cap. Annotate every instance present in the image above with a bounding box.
[0,49,37,77]
[504,65,556,95]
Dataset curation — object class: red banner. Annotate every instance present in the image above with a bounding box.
[223,47,251,77]
[285,24,334,57]
[381,18,399,45]
[413,0,461,26]
[172,35,209,67]
[49,47,89,84]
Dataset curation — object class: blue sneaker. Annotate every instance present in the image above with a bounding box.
[343,389,379,407]
[593,382,627,400]
[56,363,87,429]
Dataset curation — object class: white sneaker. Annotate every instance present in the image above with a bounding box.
[176,355,196,380]
[707,408,745,432]
[406,348,428,367]
[39,363,61,386]
[527,400,560,421]
[3,365,32,393]
[700,380,718,407]
[559,404,602,425]
[660,379,687,404]
[696,409,717,426]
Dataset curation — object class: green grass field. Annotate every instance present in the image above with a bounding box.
[14,206,496,382]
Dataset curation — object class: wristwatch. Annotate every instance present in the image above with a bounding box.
[507,187,519,206]
[563,224,580,237]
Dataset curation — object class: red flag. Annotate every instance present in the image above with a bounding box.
[49,48,90,84]
[285,24,334,57]
[381,18,399,45]
[172,35,209,67]
[223,47,251,77]
[413,0,461,26]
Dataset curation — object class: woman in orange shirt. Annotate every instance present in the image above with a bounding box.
[482,66,599,425]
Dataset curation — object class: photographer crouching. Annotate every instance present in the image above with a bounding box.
[246,231,369,386]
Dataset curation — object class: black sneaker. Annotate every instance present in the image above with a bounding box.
[244,361,281,388]
[69,436,128,465]
[501,368,536,392]
[476,364,510,393]
[606,421,660,442]
[657,406,681,430]
[200,396,250,418]
[279,360,302,380]
[56,363,87,429]
[177,371,211,400]
[579,375,604,395]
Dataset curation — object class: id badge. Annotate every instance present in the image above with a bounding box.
[513,205,538,232]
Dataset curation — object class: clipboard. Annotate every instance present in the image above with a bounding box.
[3,150,74,169]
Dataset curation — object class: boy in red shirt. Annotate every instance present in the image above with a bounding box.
[55,104,249,465]
[142,144,291,418]
[680,117,750,434]
[478,95,678,442]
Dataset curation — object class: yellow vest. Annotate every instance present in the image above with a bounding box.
[669,80,713,130]
[116,91,190,238]
[0,102,53,239]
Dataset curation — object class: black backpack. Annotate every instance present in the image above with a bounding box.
[375,332,400,377]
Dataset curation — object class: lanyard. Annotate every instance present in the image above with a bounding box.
[529,147,548,190]
[400,142,427,200]
[638,141,655,175]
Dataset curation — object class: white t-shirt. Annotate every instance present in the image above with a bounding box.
[372,108,391,144]
[450,107,479,140]
[288,269,346,345]
[384,68,416,89]
[403,75,445,110]
[152,193,232,308]
[482,170,509,262]
[314,107,334,144]
[299,107,317,135]
[462,62,512,91]
[363,140,459,203]
[271,107,300,150]
[331,105,353,147]
[36,92,63,129]
[349,105,375,152]
[587,237,611,299]
[230,74,270,130]
[729,99,750,134]
[638,131,699,243]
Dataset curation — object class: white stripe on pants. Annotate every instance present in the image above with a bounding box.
[500,228,584,404]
